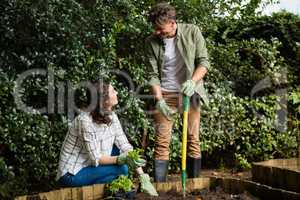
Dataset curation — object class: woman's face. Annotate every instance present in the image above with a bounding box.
[105,84,118,109]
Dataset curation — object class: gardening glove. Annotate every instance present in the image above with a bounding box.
[117,153,146,169]
[181,79,196,97]
[139,173,158,196]
[155,99,175,120]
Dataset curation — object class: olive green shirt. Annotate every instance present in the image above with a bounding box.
[145,23,210,105]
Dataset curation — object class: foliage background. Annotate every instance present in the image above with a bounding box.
[0,0,299,198]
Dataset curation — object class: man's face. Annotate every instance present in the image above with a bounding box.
[153,20,176,39]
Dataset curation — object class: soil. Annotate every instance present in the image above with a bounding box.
[165,169,252,182]
[201,169,252,180]
[135,187,259,200]
[135,169,255,200]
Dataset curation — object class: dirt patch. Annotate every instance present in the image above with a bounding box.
[136,190,196,200]
[201,169,252,180]
[166,169,252,182]
[136,187,259,200]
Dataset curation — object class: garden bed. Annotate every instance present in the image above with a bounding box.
[15,164,300,200]
[252,158,300,193]
[136,187,257,200]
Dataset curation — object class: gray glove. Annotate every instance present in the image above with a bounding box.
[139,173,158,196]
[155,99,175,120]
[181,79,196,97]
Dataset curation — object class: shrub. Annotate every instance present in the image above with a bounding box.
[0,0,299,199]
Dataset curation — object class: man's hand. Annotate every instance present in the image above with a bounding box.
[117,153,146,169]
[155,99,175,120]
[181,79,196,97]
[139,173,158,196]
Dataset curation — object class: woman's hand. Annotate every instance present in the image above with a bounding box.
[139,173,158,196]
[98,155,118,165]
[117,153,146,169]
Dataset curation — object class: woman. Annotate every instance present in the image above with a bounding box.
[56,81,157,196]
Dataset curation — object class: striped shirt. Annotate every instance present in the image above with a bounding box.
[56,111,133,180]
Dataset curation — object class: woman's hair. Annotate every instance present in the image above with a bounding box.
[88,81,112,125]
[148,2,176,26]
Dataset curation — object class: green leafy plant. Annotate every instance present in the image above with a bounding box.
[289,91,300,114]
[235,153,252,171]
[288,90,300,157]
[127,149,143,161]
[108,175,134,194]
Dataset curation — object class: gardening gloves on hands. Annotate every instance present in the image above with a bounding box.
[117,153,146,169]
[156,79,196,119]
[155,99,175,120]
[139,173,158,196]
[181,79,196,97]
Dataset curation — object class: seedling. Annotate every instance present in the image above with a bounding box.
[127,148,143,161]
[108,175,134,194]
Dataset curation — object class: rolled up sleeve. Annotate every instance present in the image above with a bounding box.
[194,26,210,70]
[145,39,161,86]
[112,114,133,153]
[80,119,102,166]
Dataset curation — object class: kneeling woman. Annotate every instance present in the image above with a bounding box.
[56,81,157,196]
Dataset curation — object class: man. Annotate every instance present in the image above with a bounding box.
[145,2,210,182]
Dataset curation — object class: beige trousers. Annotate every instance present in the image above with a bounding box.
[153,91,201,160]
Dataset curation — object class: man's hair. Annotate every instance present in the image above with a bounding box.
[148,2,176,25]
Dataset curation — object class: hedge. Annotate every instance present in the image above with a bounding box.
[0,0,299,198]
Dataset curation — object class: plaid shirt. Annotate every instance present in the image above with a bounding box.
[56,112,133,180]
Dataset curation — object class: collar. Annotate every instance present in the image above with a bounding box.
[176,23,182,38]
